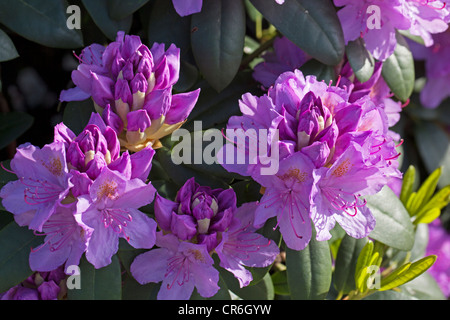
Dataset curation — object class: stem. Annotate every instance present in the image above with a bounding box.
[240,35,277,69]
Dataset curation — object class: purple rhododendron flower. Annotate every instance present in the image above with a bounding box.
[219,69,402,250]
[54,112,155,187]
[28,203,92,274]
[131,233,220,300]
[253,36,310,89]
[334,0,410,61]
[1,266,66,300]
[76,167,157,269]
[130,178,279,299]
[408,29,450,108]
[425,219,450,297]
[60,31,200,152]
[334,0,450,60]
[0,141,71,231]
[401,0,450,47]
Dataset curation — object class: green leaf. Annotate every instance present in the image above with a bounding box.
[81,0,132,41]
[381,32,414,102]
[0,222,42,293]
[364,272,445,300]
[285,227,332,300]
[414,186,450,224]
[345,38,375,83]
[0,0,83,48]
[379,255,437,291]
[67,255,122,300]
[0,111,34,150]
[108,0,150,21]
[414,121,450,189]
[300,59,336,83]
[366,186,415,251]
[400,165,416,206]
[354,241,374,286]
[232,273,275,300]
[191,0,246,92]
[121,274,159,300]
[272,270,289,296]
[334,235,368,295]
[62,99,95,135]
[147,0,191,58]
[407,167,441,215]
[0,29,19,62]
[250,0,345,65]
[185,70,258,132]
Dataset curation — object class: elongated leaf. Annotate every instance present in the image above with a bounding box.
[285,227,332,300]
[0,222,42,293]
[191,0,246,92]
[81,0,132,41]
[0,112,34,150]
[62,99,95,135]
[272,270,289,296]
[250,0,344,65]
[355,240,374,278]
[379,255,437,291]
[407,167,441,215]
[0,29,19,62]
[147,0,191,57]
[67,255,122,300]
[415,186,450,221]
[400,165,416,206]
[345,38,375,83]
[415,121,450,189]
[108,0,149,21]
[414,207,441,225]
[381,32,414,102]
[0,0,83,48]
[366,186,415,251]
[334,235,368,295]
[300,59,336,83]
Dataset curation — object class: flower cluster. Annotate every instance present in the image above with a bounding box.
[60,31,200,152]
[0,266,66,300]
[131,178,279,300]
[334,0,450,60]
[219,69,402,250]
[408,29,450,108]
[0,112,158,271]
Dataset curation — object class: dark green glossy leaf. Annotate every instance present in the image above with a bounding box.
[381,32,414,102]
[0,29,19,62]
[0,222,42,293]
[147,0,191,57]
[414,121,450,189]
[0,112,34,150]
[272,270,289,296]
[67,255,122,300]
[300,59,336,83]
[108,0,150,21]
[400,165,416,206]
[62,99,95,135]
[285,227,332,300]
[345,38,375,83]
[0,0,83,48]
[191,0,246,92]
[81,0,132,41]
[334,235,368,295]
[366,186,415,251]
[250,0,345,65]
